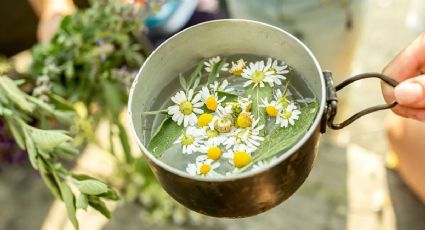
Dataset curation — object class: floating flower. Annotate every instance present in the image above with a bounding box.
[229,59,246,76]
[186,155,220,177]
[168,89,203,127]
[175,127,205,154]
[223,118,264,153]
[200,86,226,111]
[223,145,252,168]
[210,105,234,133]
[209,80,233,93]
[241,61,274,88]
[197,113,213,127]
[275,103,301,128]
[204,56,229,73]
[265,57,288,86]
[236,112,253,128]
[274,88,290,108]
[200,141,223,160]
[260,97,281,117]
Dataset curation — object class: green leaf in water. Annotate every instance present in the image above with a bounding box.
[251,101,319,165]
[147,117,183,158]
[207,59,226,84]
[88,196,111,219]
[245,85,273,136]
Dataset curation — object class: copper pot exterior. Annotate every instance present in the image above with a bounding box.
[147,127,320,217]
[128,19,326,217]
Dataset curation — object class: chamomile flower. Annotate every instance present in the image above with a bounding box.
[274,88,290,108]
[204,127,226,146]
[226,97,252,116]
[265,57,288,86]
[251,156,278,172]
[168,89,203,127]
[186,155,221,177]
[223,145,252,168]
[204,56,229,73]
[200,86,226,111]
[275,103,301,128]
[209,80,234,93]
[200,141,223,160]
[175,127,205,154]
[260,97,281,117]
[229,59,247,76]
[241,61,274,88]
[197,113,214,127]
[223,118,264,153]
[210,105,234,133]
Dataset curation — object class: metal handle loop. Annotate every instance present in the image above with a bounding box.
[326,72,399,130]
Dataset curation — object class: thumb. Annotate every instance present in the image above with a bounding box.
[394,75,425,108]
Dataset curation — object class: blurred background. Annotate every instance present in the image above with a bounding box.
[1,0,425,229]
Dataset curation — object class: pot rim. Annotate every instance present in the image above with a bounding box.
[128,19,326,182]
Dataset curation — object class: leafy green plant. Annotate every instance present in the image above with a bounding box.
[0,76,117,229]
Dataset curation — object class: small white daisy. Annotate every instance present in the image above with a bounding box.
[204,56,229,73]
[209,80,234,93]
[200,86,226,111]
[260,97,281,117]
[223,145,252,169]
[223,118,264,153]
[241,61,274,88]
[251,156,278,172]
[204,127,227,146]
[275,103,301,128]
[175,126,205,154]
[168,89,203,127]
[265,57,288,86]
[199,141,224,161]
[228,59,247,76]
[186,155,221,177]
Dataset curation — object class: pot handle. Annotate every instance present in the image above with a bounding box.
[320,71,399,133]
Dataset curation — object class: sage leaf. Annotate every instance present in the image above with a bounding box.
[76,194,89,210]
[76,179,108,195]
[147,117,184,157]
[23,128,38,169]
[29,128,72,150]
[245,85,273,136]
[99,189,119,201]
[252,101,319,163]
[59,183,79,229]
[88,196,111,219]
[0,77,35,112]
[4,117,25,149]
[116,121,133,163]
[38,159,61,199]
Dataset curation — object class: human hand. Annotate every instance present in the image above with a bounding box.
[382,32,425,121]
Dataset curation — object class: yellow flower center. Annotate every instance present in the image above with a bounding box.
[179,101,193,115]
[214,117,232,133]
[233,151,251,168]
[181,134,195,146]
[236,112,252,128]
[199,164,211,175]
[265,106,278,117]
[252,71,266,84]
[205,96,218,111]
[197,113,213,127]
[207,146,222,160]
[206,128,219,138]
[282,111,292,119]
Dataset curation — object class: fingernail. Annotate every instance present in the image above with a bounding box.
[394,82,423,105]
